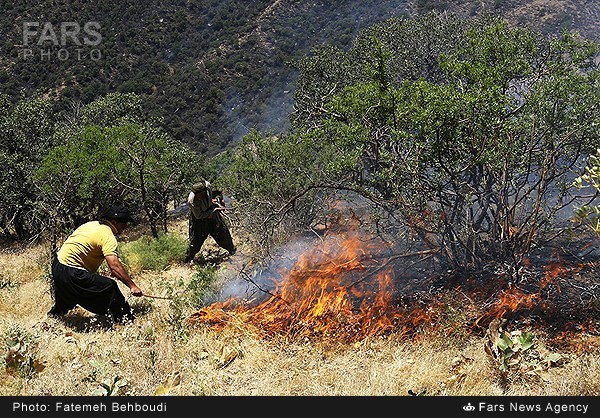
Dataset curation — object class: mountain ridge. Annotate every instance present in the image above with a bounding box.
[0,0,597,155]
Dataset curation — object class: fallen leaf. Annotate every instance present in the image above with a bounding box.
[154,371,181,396]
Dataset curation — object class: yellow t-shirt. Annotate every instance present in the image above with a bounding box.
[57,221,119,272]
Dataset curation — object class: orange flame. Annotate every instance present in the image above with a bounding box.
[188,230,597,343]
[473,285,541,328]
[188,232,426,342]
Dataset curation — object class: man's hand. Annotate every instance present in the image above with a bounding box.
[212,198,229,211]
[129,284,143,297]
[106,254,143,297]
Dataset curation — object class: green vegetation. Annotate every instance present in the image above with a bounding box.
[0,91,202,246]
[574,148,600,234]
[0,1,418,155]
[165,264,220,343]
[1,11,596,285]
[34,92,201,240]
[0,4,596,250]
[224,13,599,278]
[119,232,188,273]
[0,95,55,240]
[2,323,45,380]
[185,264,221,309]
[0,1,593,158]
[484,319,564,379]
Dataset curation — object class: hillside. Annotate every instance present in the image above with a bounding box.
[0,1,599,403]
[0,214,598,399]
[0,0,598,155]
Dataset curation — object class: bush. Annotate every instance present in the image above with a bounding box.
[2,323,45,379]
[167,264,219,343]
[119,232,188,273]
[186,264,220,309]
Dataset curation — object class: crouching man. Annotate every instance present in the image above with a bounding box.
[48,205,143,322]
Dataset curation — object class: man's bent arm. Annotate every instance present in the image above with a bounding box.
[105,254,143,296]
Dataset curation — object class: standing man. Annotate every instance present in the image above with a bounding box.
[48,205,143,322]
[184,180,236,263]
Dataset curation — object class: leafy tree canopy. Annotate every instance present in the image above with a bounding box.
[30,92,201,246]
[0,94,55,239]
[225,12,599,275]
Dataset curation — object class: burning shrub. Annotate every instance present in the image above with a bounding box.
[188,224,599,346]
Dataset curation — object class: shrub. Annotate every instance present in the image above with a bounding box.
[186,264,220,309]
[2,324,45,379]
[119,232,187,273]
[167,264,219,343]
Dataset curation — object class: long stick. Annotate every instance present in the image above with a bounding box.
[138,293,173,300]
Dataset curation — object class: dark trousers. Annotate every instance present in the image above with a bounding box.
[184,214,236,262]
[50,258,132,321]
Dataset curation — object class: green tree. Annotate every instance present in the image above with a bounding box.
[80,92,146,127]
[33,124,128,249]
[113,123,200,237]
[221,128,352,253]
[33,92,201,247]
[0,94,55,240]
[226,13,599,277]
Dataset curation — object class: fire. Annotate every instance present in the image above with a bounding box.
[474,286,542,328]
[188,229,598,344]
[188,231,423,342]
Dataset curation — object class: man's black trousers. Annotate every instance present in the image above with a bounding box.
[185,214,236,262]
[49,258,132,321]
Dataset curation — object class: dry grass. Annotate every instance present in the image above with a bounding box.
[0,218,599,397]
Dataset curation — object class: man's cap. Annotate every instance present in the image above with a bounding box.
[101,205,134,223]
[192,180,211,193]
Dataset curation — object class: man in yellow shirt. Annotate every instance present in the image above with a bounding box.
[48,205,143,322]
